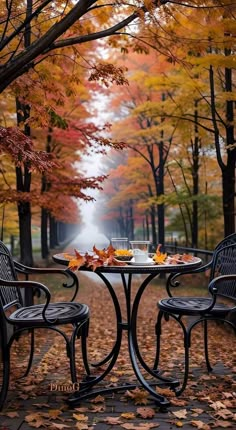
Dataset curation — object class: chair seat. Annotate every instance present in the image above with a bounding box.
[158,297,231,316]
[9,302,89,326]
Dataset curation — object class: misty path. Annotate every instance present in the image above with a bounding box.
[70,224,110,251]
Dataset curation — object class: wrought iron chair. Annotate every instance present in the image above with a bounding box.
[0,240,89,410]
[154,233,236,395]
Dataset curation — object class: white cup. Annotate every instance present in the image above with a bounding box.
[130,241,150,263]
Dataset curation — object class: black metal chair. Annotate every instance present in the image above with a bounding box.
[0,240,89,410]
[154,233,236,395]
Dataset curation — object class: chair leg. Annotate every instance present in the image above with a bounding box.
[69,321,90,383]
[155,311,191,396]
[175,322,191,396]
[0,341,10,411]
[80,320,90,376]
[21,329,35,378]
[203,320,212,372]
[69,331,77,384]
[153,310,164,371]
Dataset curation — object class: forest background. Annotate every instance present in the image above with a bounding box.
[0,0,235,265]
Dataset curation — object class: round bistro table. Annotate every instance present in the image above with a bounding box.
[52,253,202,408]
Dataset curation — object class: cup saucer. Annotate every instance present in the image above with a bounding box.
[128,257,155,266]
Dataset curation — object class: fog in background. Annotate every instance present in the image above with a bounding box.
[71,93,114,250]
[71,152,109,250]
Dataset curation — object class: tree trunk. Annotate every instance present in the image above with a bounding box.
[150,205,157,247]
[209,59,235,236]
[15,104,34,266]
[223,63,235,235]
[222,158,236,236]
[41,208,49,259]
[17,199,33,266]
[156,135,165,249]
[191,101,200,248]
[128,201,134,240]
[49,215,59,248]
[145,213,150,242]
[15,1,34,266]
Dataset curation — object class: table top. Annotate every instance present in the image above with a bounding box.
[52,253,202,274]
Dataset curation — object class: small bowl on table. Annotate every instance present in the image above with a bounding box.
[114,250,133,262]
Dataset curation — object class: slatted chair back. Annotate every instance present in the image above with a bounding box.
[209,234,236,302]
[0,241,23,312]
[210,242,236,302]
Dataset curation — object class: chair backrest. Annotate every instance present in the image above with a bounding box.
[210,235,236,301]
[0,241,23,311]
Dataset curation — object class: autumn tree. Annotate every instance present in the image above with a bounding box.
[107,1,235,246]
[1,1,130,263]
[137,2,236,238]
[103,52,177,247]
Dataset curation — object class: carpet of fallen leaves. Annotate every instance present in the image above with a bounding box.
[0,270,235,430]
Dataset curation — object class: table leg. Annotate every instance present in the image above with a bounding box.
[68,272,125,404]
[129,273,179,406]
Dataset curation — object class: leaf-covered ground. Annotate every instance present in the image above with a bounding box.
[0,271,235,429]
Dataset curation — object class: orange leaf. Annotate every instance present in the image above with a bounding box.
[72,413,88,421]
[190,420,211,429]
[125,388,149,405]
[104,416,123,425]
[172,409,188,419]
[136,407,155,419]
[5,411,20,418]
[121,412,136,419]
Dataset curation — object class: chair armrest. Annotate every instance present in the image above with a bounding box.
[166,259,212,297]
[13,262,79,302]
[0,278,57,324]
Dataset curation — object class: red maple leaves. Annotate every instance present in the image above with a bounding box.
[66,245,125,271]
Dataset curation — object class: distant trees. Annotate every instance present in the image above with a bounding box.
[97,2,235,248]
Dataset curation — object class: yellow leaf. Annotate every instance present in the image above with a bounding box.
[175,421,183,427]
[153,252,167,264]
[121,412,136,419]
[72,413,88,422]
[48,409,62,419]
